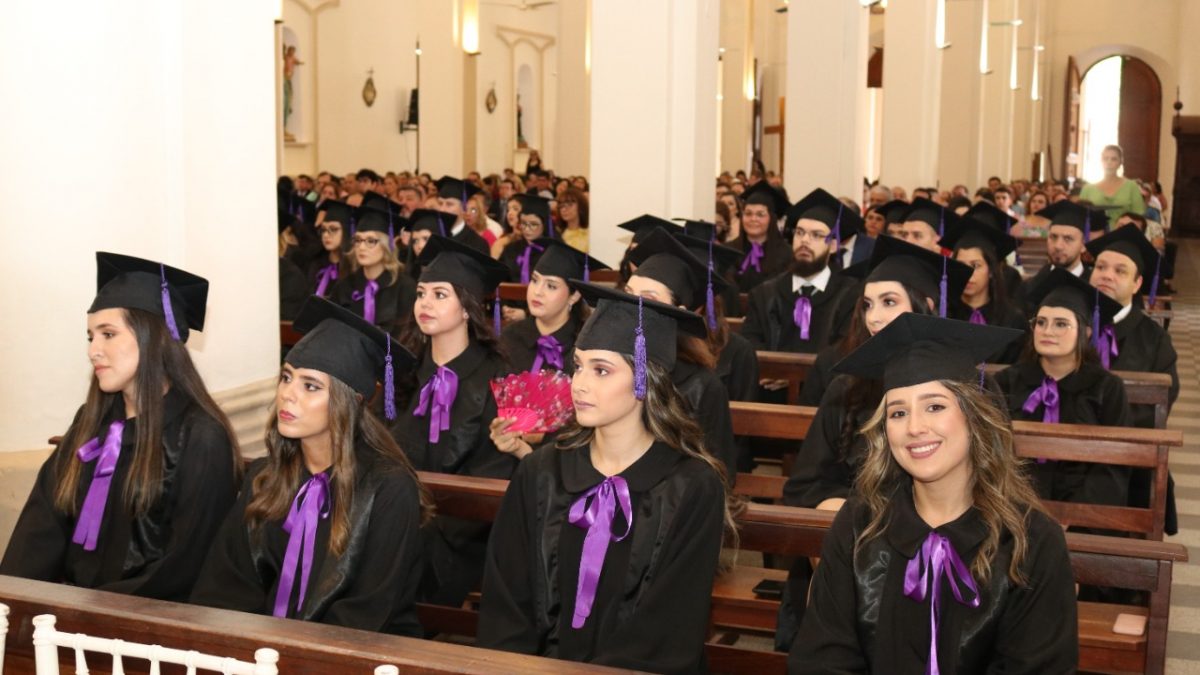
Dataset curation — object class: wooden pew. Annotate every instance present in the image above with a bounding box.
[416,471,1187,675]
[0,575,628,675]
[280,321,303,348]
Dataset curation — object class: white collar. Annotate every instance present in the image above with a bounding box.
[450,219,466,236]
[1113,303,1133,324]
[1066,260,1085,277]
[793,265,832,293]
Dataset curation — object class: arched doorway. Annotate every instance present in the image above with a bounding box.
[1072,54,1162,183]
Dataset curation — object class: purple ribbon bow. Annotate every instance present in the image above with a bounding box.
[1022,375,1060,459]
[739,241,764,274]
[567,476,634,629]
[72,420,126,551]
[273,473,330,618]
[793,294,812,340]
[1096,324,1119,370]
[414,366,458,443]
[517,242,544,284]
[903,531,981,675]
[531,335,563,372]
[351,279,379,324]
[968,308,987,325]
[314,263,338,297]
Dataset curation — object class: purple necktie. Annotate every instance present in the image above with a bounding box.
[793,291,812,340]
[517,242,544,284]
[414,366,458,443]
[739,241,764,274]
[968,308,987,325]
[903,531,981,675]
[71,420,126,551]
[531,335,563,372]
[352,279,379,324]
[1096,324,1119,370]
[273,473,330,618]
[568,475,633,629]
[314,263,338,297]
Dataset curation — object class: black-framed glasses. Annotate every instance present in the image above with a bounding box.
[353,236,383,249]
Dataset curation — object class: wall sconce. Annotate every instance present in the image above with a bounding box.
[462,0,481,55]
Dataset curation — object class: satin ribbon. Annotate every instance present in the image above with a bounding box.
[517,242,544,284]
[414,366,458,443]
[531,334,563,372]
[968,308,987,325]
[1023,375,1060,461]
[351,279,379,324]
[71,420,126,551]
[567,476,633,629]
[314,263,338,297]
[793,292,812,341]
[1096,324,1119,370]
[272,473,330,618]
[903,531,981,675]
[739,241,764,274]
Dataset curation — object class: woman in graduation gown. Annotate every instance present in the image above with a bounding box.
[307,199,353,298]
[994,268,1133,512]
[478,283,741,674]
[790,314,1077,674]
[498,194,553,287]
[939,211,1028,364]
[329,204,417,336]
[622,227,747,482]
[0,253,241,601]
[729,181,792,292]
[391,235,517,607]
[191,298,430,634]
[403,209,454,281]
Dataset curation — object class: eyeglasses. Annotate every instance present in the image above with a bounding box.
[1031,317,1076,334]
[317,226,342,235]
[793,229,831,242]
[518,222,543,232]
[353,236,383,249]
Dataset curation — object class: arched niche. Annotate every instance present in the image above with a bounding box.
[516,63,536,149]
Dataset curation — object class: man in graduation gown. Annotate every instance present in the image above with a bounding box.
[896,198,961,253]
[434,175,490,254]
[1019,201,1104,309]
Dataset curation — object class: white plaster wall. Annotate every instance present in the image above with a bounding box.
[719,0,753,175]
[281,0,319,175]
[555,0,591,177]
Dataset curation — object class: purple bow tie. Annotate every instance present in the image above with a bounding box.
[72,420,126,551]
[352,279,379,324]
[968,308,987,325]
[793,293,812,340]
[414,366,458,443]
[903,531,981,675]
[568,475,633,629]
[531,334,563,372]
[314,263,338,297]
[739,241,764,274]
[517,242,544,284]
[1096,324,1119,370]
[273,473,330,618]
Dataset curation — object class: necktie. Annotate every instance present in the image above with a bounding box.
[72,420,126,551]
[793,285,814,340]
[414,366,459,443]
[273,474,330,618]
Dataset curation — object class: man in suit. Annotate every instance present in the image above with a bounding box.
[434,175,490,254]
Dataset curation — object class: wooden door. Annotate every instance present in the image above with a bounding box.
[1118,56,1162,182]
[1062,57,1082,181]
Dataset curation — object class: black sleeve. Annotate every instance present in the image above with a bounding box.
[697,378,738,485]
[189,466,269,613]
[1074,377,1133,508]
[0,442,73,581]
[784,380,853,508]
[477,456,542,653]
[741,288,773,350]
[799,350,833,407]
[1153,329,1180,410]
[725,337,760,404]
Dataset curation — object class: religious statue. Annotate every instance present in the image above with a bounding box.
[283,45,303,141]
[516,95,527,148]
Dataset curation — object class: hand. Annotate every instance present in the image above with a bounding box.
[502,306,527,323]
[490,417,531,459]
[759,378,790,391]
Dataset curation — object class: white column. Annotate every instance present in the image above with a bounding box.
[937,0,985,189]
[588,0,719,268]
[417,0,466,176]
[784,0,870,199]
[880,0,944,192]
[0,0,279,453]
[555,0,591,177]
[976,0,1018,183]
[719,0,754,175]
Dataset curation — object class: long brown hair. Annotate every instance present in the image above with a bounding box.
[1018,305,1099,371]
[854,379,1045,585]
[398,282,504,361]
[54,309,241,516]
[246,375,434,556]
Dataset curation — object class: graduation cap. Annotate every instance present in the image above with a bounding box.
[514,193,554,236]
[833,313,1023,391]
[874,200,910,225]
[899,198,960,238]
[571,280,707,399]
[963,201,1018,233]
[1029,267,1122,349]
[89,252,208,342]
[627,227,730,314]
[618,214,677,244]
[318,200,355,226]
[417,235,511,333]
[938,216,1018,260]
[408,209,454,237]
[286,296,416,420]
[354,204,404,249]
[678,219,717,242]
[1085,224,1170,305]
[532,238,610,283]
[786,188,865,244]
[435,176,483,205]
[1039,201,1108,239]
[865,236,973,318]
[670,229,742,269]
[742,181,790,218]
[279,189,317,226]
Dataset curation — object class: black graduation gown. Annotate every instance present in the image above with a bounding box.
[189,450,424,636]
[1002,263,1023,301]
[673,360,738,483]
[729,234,791,293]
[798,345,842,407]
[329,268,416,336]
[790,486,1078,674]
[279,257,309,321]
[390,342,518,606]
[714,332,760,473]
[477,442,725,674]
[784,374,875,509]
[1018,263,1092,313]
[452,223,491,255]
[499,315,579,374]
[741,271,854,353]
[498,239,544,285]
[995,361,1132,510]
[304,254,346,297]
[0,390,237,601]
[948,300,1028,364]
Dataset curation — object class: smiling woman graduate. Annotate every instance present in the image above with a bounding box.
[1,253,241,601]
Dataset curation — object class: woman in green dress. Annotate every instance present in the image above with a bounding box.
[1080,144,1145,233]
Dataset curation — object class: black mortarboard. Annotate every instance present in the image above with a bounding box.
[939,216,1018,260]
[742,181,789,218]
[408,209,453,237]
[279,190,317,226]
[417,235,510,300]
[833,313,1023,391]
[532,238,610,282]
[1028,267,1121,330]
[354,204,403,249]
[287,296,416,420]
[627,228,730,311]
[678,219,717,242]
[899,198,960,238]
[865,236,972,317]
[1039,201,1108,239]
[1085,224,1169,304]
[571,281,706,399]
[618,214,677,244]
[435,176,483,204]
[514,194,554,234]
[963,201,1018,233]
[875,200,910,225]
[786,188,865,243]
[670,230,742,269]
[90,252,208,342]
[318,200,355,226]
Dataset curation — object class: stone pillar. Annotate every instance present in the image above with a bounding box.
[880,0,944,192]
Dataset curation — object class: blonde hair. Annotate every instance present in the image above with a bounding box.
[853,379,1045,585]
[347,233,404,283]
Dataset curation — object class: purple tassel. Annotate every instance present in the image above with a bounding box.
[1084,212,1091,241]
[938,207,945,238]
[978,362,986,389]
[548,214,556,239]
[384,341,397,421]
[583,256,591,282]
[1148,256,1162,308]
[349,215,357,237]
[828,204,843,244]
[438,215,446,237]
[493,289,502,335]
[159,264,182,341]
[633,297,647,400]
[938,257,948,318]
[705,237,717,330]
[1091,290,1102,352]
